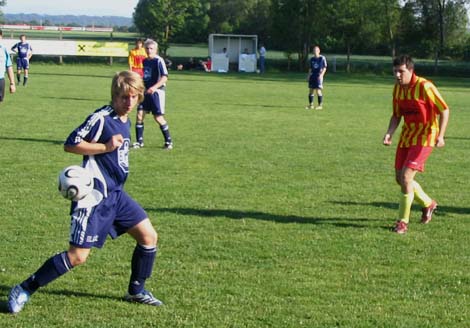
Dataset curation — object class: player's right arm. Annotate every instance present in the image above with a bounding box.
[64,135,123,155]
[383,116,401,146]
[128,51,134,70]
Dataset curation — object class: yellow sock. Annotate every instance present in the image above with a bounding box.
[398,192,414,223]
[412,181,432,207]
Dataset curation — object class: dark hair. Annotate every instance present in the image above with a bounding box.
[393,55,414,70]
[0,29,3,36]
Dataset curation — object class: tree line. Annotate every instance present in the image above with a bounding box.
[3,13,133,30]
[133,0,470,70]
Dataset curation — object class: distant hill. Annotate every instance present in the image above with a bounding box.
[4,13,133,27]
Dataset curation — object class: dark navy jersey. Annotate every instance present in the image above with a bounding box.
[309,55,327,76]
[143,55,168,89]
[64,105,131,196]
[11,42,32,59]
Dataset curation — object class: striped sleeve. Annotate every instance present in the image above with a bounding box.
[423,81,448,113]
[64,107,110,146]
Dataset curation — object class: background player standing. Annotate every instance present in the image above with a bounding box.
[128,38,147,77]
[133,39,173,150]
[306,45,327,110]
[259,43,266,74]
[383,55,450,234]
[8,71,163,314]
[11,34,33,86]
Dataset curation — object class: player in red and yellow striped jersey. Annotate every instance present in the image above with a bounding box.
[128,39,147,77]
[383,55,450,234]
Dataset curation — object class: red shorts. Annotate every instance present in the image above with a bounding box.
[395,146,433,172]
[131,68,144,78]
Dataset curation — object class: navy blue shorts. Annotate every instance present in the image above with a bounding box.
[16,57,29,70]
[69,190,148,248]
[308,75,323,89]
[140,89,165,116]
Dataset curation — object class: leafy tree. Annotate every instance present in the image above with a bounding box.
[133,0,203,55]
[270,0,327,70]
[326,0,385,72]
[230,0,272,43]
[207,0,246,34]
[172,0,210,43]
[397,0,469,62]
[381,0,401,57]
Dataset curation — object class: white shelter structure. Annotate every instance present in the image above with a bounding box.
[208,34,258,73]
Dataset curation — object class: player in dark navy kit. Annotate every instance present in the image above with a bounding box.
[133,39,173,150]
[11,34,33,86]
[306,45,327,110]
[8,71,163,314]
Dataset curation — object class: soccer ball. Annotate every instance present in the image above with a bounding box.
[58,165,94,201]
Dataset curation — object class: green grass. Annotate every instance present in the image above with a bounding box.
[0,64,469,327]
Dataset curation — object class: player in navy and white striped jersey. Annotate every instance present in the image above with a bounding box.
[11,34,33,86]
[133,39,173,150]
[8,71,163,314]
[306,45,327,110]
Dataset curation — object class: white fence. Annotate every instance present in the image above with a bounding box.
[3,39,129,57]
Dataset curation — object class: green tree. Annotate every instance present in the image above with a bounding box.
[172,0,210,43]
[207,0,245,34]
[133,0,203,55]
[381,0,401,57]
[235,0,272,43]
[397,0,469,62]
[270,0,327,71]
[326,0,385,72]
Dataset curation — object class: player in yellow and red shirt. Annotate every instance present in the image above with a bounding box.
[128,39,147,77]
[383,55,450,234]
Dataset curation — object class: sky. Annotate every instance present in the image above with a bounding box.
[3,0,140,17]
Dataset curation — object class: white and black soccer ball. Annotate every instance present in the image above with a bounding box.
[58,165,94,201]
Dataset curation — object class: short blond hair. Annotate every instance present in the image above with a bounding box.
[111,71,145,103]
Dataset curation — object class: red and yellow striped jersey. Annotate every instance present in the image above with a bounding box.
[393,74,448,148]
[128,48,147,70]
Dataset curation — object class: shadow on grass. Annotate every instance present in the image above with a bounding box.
[0,284,121,313]
[39,96,106,102]
[213,102,299,110]
[34,71,112,79]
[445,136,470,141]
[330,201,470,216]
[148,207,385,229]
[0,136,63,145]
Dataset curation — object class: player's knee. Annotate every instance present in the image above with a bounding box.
[155,116,166,125]
[67,250,90,266]
[143,229,158,247]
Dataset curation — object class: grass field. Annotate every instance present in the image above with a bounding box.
[0,64,469,327]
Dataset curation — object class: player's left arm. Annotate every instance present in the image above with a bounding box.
[147,75,168,94]
[436,108,450,148]
[319,57,327,80]
[319,67,327,79]
[27,45,33,60]
[7,66,16,93]
[65,134,124,155]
